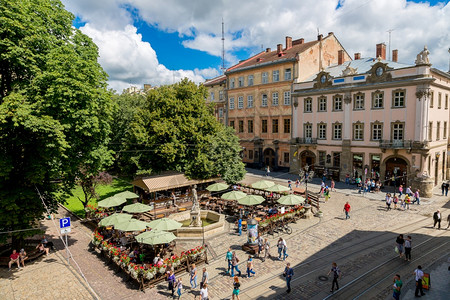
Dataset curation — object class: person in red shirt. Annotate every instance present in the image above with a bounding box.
[9,249,21,271]
[343,202,351,220]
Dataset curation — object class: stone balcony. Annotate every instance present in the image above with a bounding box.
[292,137,318,145]
[379,140,429,150]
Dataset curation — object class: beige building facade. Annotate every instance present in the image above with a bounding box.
[291,44,450,197]
[226,33,350,170]
[204,75,227,124]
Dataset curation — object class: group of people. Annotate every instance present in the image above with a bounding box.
[165,263,209,299]
[384,186,421,211]
[390,265,427,300]
[8,235,53,271]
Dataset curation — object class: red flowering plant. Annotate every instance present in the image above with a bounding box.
[92,231,104,246]
[119,254,130,267]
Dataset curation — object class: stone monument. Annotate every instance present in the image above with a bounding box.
[189,185,202,227]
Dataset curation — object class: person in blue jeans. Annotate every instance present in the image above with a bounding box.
[284,262,294,293]
[189,263,197,288]
[231,252,242,277]
[226,248,233,274]
[246,256,256,278]
[238,219,242,236]
[278,238,288,260]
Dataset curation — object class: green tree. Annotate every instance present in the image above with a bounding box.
[0,0,113,246]
[124,79,245,183]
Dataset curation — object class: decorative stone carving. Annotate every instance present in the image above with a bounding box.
[341,65,358,76]
[415,46,431,65]
[313,71,333,89]
[366,62,392,83]
[189,185,202,227]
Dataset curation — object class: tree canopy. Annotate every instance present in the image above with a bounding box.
[0,0,113,244]
[123,79,245,183]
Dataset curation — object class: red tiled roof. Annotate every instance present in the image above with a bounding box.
[204,74,226,86]
[227,39,319,73]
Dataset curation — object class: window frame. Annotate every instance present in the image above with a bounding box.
[272,92,279,106]
[261,94,268,107]
[283,152,290,164]
[430,91,434,108]
[238,76,244,87]
[304,123,312,138]
[272,119,279,133]
[238,120,244,133]
[284,68,292,80]
[392,89,406,108]
[318,96,327,112]
[272,70,279,82]
[332,123,342,140]
[436,121,441,140]
[248,75,254,86]
[283,91,291,105]
[438,92,442,109]
[229,120,235,129]
[229,97,235,110]
[283,118,291,134]
[353,92,365,110]
[444,121,447,139]
[317,122,327,140]
[371,122,383,141]
[237,96,244,109]
[230,78,235,89]
[247,95,253,108]
[333,152,341,168]
[371,90,384,109]
[353,122,364,141]
[428,121,433,141]
[261,119,268,133]
[262,72,268,84]
[248,120,254,133]
[332,94,343,111]
[391,122,405,142]
[218,107,223,118]
[304,97,312,113]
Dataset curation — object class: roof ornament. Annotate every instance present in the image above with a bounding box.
[415,46,431,65]
[341,64,358,76]
[376,56,382,62]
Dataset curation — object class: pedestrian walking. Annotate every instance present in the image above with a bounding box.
[395,234,405,259]
[246,255,256,278]
[176,278,183,298]
[256,233,263,258]
[406,186,412,197]
[447,214,450,229]
[345,174,350,185]
[414,265,426,297]
[330,179,335,192]
[167,270,176,296]
[230,251,242,277]
[324,188,330,202]
[412,189,420,205]
[441,182,445,196]
[283,262,294,293]
[263,238,270,262]
[386,193,392,211]
[445,181,449,196]
[327,262,341,293]
[238,218,242,236]
[190,263,198,289]
[404,194,411,210]
[320,181,325,196]
[199,283,208,300]
[295,179,300,188]
[393,195,398,210]
[288,180,292,190]
[278,238,288,260]
[232,276,241,300]
[277,238,284,259]
[392,274,402,300]
[433,209,442,229]
[404,235,412,261]
[266,166,270,177]
[343,202,351,220]
[398,185,403,197]
[226,248,233,274]
[200,267,208,289]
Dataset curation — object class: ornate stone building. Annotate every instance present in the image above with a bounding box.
[204,75,227,124]
[225,33,350,170]
[291,44,450,197]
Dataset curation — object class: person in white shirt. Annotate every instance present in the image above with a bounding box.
[413,265,425,297]
[199,283,208,300]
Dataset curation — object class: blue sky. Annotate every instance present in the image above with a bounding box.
[63,0,450,92]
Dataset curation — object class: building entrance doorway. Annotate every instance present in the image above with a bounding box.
[300,150,316,170]
[385,157,408,186]
[264,148,276,169]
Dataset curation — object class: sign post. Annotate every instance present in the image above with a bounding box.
[59,217,71,264]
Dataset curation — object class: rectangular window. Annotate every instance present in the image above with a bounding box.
[219,90,224,100]
[438,93,442,108]
[261,120,268,133]
[272,70,279,82]
[283,152,290,164]
[238,96,244,109]
[333,95,342,111]
[318,97,327,111]
[371,123,382,140]
[393,90,405,108]
[354,93,365,110]
[248,150,254,160]
[261,94,268,107]
[238,120,244,133]
[445,94,448,109]
[229,97,235,109]
[333,123,342,140]
[353,154,363,170]
[218,108,223,118]
[353,123,364,140]
[436,121,440,140]
[284,91,291,105]
[333,152,341,167]
[247,95,253,108]
[284,68,291,80]
[372,92,383,108]
[272,92,279,106]
[444,121,447,139]
[248,75,254,86]
[262,72,268,84]
[272,119,279,133]
[428,121,433,141]
[392,123,404,140]
[229,120,235,129]
[238,76,244,87]
[430,91,434,108]
[319,151,326,166]
[230,78,235,88]
[304,124,312,138]
[304,98,312,112]
[318,123,327,139]
[284,119,291,133]
[210,92,215,101]
[248,120,253,133]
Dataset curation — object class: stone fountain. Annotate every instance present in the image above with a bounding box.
[189,185,202,227]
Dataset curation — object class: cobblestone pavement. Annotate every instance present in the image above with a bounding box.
[2,169,449,300]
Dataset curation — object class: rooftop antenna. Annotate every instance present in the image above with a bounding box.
[221,18,225,74]
[387,29,394,60]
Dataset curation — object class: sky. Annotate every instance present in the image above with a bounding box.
[61,0,450,93]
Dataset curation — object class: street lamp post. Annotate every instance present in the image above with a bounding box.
[393,168,398,197]
[304,164,310,203]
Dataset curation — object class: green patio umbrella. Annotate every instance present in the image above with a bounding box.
[265,184,290,193]
[114,219,150,232]
[122,202,153,214]
[114,191,139,199]
[251,180,275,189]
[135,229,177,245]
[206,182,229,192]
[277,194,306,206]
[98,213,132,227]
[237,195,265,206]
[221,190,247,201]
[97,195,126,208]
[148,218,182,231]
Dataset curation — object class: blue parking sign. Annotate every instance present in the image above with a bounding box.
[60,217,71,228]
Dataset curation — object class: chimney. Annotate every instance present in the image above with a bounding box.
[354,53,361,60]
[285,36,292,49]
[266,48,271,53]
[318,34,323,41]
[376,43,386,60]
[298,38,304,44]
[277,44,283,54]
[328,32,334,36]
[338,50,344,65]
[392,49,398,62]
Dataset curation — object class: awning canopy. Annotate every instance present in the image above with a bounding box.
[132,171,218,193]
